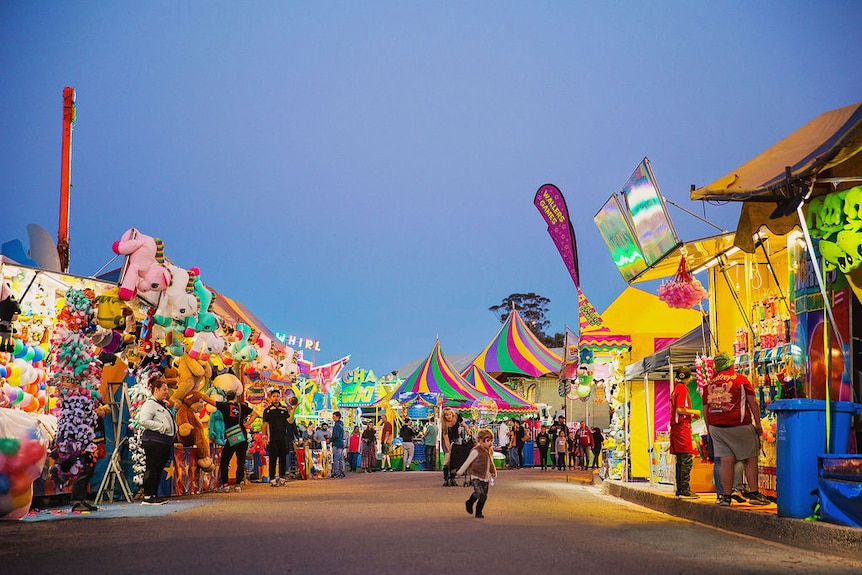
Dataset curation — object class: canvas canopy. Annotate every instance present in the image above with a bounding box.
[690,101,862,253]
[625,318,711,380]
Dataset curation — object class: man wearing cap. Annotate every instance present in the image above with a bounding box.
[670,366,700,498]
[703,352,770,506]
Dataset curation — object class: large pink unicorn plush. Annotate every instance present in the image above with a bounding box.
[112,228,170,301]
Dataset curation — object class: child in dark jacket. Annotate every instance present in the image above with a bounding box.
[456,428,497,519]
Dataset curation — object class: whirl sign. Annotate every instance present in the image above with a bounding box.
[276,332,321,351]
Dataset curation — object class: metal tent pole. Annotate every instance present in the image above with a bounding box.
[797,204,843,451]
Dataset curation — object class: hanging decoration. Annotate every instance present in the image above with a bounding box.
[695,355,714,392]
[808,184,862,273]
[658,257,709,309]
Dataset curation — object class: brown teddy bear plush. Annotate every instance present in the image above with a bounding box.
[176,389,214,471]
[170,352,212,409]
[162,365,180,391]
[168,352,214,471]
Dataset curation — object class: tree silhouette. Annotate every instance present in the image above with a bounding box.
[489,293,563,347]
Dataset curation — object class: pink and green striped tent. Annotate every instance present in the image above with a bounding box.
[392,340,481,406]
[461,365,538,416]
[472,309,562,378]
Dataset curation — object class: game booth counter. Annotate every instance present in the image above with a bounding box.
[688,100,862,524]
[244,355,351,480]
[592,101,862,525]
[0,257,156,518]
[0,226,357,518]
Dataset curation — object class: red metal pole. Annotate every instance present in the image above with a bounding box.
[58,86,76,272]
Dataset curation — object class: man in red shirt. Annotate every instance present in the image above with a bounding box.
[670,367,700,498]
[703,352,769,506]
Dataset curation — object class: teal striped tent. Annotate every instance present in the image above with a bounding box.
[392,340,481,407]
[461,364,538,416]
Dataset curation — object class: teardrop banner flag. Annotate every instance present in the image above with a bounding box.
[534,184,579,289]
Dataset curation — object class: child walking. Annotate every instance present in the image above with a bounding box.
[456,428,497,519]
[554,429,568,470]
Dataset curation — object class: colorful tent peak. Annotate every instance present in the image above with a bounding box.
[461,365,537,413]
[471,308,561,377]
[392,339,478,405]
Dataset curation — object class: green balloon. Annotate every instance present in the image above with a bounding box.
[0,437,21,456]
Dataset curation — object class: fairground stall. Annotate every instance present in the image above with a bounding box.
[690,101,862,523]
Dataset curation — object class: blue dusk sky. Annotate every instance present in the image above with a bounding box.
[1,2,861,374]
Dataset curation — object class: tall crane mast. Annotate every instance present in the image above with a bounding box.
[58,86,76,273]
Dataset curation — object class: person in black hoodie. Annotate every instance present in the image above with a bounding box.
[535,425,551,470]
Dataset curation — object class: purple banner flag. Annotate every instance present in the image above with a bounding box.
[534,184,579,288]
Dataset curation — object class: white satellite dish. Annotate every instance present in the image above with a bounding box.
[26,224,62,272]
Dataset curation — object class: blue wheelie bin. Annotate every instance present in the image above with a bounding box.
[768,399,862,518]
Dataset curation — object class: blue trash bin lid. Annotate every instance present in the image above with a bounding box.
[768,399,862,414]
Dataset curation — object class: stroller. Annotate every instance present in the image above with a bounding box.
[449,439,475,486]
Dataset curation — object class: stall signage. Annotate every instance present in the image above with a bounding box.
[275,332,321,351]
[340,381,377,404]
[342,368,377,384]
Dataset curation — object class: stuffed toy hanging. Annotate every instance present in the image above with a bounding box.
[111,228,170,301]
[0,282,21,352]
[658,257,709,309]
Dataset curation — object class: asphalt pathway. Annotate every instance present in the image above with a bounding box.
[2,468,861,574]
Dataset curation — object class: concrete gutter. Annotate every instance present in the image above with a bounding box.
[602,479,862,560]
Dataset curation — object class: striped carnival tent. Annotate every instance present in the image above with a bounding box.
[461,365,538,416]
[471,308,561,378]
[391,340,482,407]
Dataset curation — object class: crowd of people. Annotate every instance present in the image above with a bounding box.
[129,377,609,515]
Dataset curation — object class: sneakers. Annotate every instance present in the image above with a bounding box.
[71,500,98,512]
[676,490,700,499]
[216,485,231,493]
[141,496,168,506]
[270,481,279,487]
[744,491,771,505]
[234,485,242,493]
[718,494,732,506]
[277,477,287,486]
[731,489,747,503]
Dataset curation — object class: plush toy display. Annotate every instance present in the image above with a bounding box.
[229,323,257,364]
[188,330,225,362]
[175,390,214,471]
[211,372,243,400]
[204,386,226,447]
[187,267,218,335]
[253,334,277,372]
[170,352,212,410]
[111,228,170,301]
[48,287,103,487]
[153,263,199,333]
[94,287,130,330]
[0,282,21,353]
[806,185,862,272]
[274,346,299,380]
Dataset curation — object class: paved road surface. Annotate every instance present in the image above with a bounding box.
[2,469,860,574]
